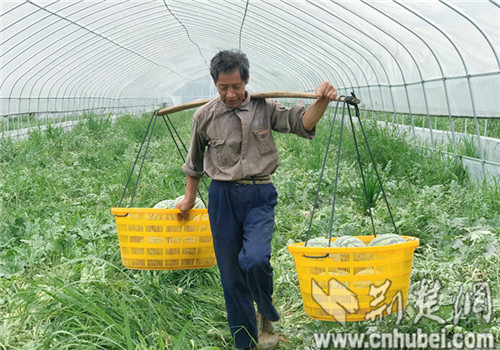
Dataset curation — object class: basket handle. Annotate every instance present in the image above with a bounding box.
[117,110,159,208]
[303,91,398,252]
[116,110,210,209]
[304,98,343,248]
[303,253,330,259]
[161,114,209,207]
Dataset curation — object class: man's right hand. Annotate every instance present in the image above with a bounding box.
[176,196,195,219]
[177,174,201,219]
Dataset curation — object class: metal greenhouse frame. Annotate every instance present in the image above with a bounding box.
[1,0,499,182]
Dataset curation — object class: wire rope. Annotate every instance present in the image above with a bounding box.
[238,0,250,51]
[161,0,209,69]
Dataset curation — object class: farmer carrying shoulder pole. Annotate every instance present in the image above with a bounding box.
[177,49,337,350]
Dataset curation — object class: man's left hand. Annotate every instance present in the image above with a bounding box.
[315,81,337,102]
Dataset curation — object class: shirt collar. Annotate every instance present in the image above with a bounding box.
[220,91,251,112]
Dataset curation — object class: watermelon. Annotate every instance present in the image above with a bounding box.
[153,199,177,209]
[154,196,205,209]
[330,268,350,276]
[329,236,370,262]
[318,269,349,276]
[306,237,332,247]
[305,237,331,259]
[146,237,163,244]
[356,267,374,275]
[368,234,406,247]
[332,236,365,248]
[175,195,205,209]
[317,269,350,289]
[330,253,350,262]
[354,268,374,289]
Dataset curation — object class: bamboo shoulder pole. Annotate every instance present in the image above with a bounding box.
[156,91,360,116]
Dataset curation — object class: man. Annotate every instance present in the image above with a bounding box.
[177,50,337,349]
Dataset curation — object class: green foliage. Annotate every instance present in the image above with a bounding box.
[371,111,500,140]
[1,110,499,349]
[459,135,479,158]
[346,165,382,215]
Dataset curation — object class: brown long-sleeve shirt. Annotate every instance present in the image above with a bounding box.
[181,92,315,181]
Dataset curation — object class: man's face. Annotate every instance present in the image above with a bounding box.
[215,70,249,109]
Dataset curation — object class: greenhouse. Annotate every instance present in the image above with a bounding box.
[1,1,499,349]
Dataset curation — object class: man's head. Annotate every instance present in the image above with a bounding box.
[210,50,249,108]
[210,50,249,83]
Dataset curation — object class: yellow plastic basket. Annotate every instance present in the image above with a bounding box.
[288,235,419,322]
[111,207,216,270]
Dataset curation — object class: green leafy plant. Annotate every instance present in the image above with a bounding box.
[459,135,479,158]
[0,111,498,349]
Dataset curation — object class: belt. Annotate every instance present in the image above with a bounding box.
[233,175,272,185]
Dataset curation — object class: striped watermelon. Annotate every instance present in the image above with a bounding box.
[331,268,350,276]
[153,199,177,209]
[174,195,205,209]
[154,196,205,209]
[355,267,374,275]
[330,253,350,262]
[304,237,331,259]
[368,234,406,247]
[317,269,350,288]
[307,237,332,247]
[354,268,374,289]
[332,236,366,248]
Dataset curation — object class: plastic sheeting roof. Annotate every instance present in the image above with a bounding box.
[1,0,499,117]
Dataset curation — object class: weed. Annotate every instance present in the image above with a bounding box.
[0,110,498,349]
[459,135,479,158]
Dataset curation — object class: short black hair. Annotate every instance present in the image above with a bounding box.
[210,50,249,83]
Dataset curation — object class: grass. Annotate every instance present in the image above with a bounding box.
[370,111,500,139]
[0,112,108,134]
[370,111,500,161]
[0,109,499,349]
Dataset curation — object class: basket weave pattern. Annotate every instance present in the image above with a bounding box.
[288,236,419,322]
[111,208,216,270]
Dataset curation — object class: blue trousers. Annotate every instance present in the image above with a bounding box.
[208,180,280,349]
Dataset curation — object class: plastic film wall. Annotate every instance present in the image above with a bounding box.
[1,0,499,118]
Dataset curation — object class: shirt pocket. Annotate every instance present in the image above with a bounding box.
[252,129,276,155]
[208,139,239,168]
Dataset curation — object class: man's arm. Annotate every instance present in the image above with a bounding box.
[302,81,337,131]
[176,174,200,218]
